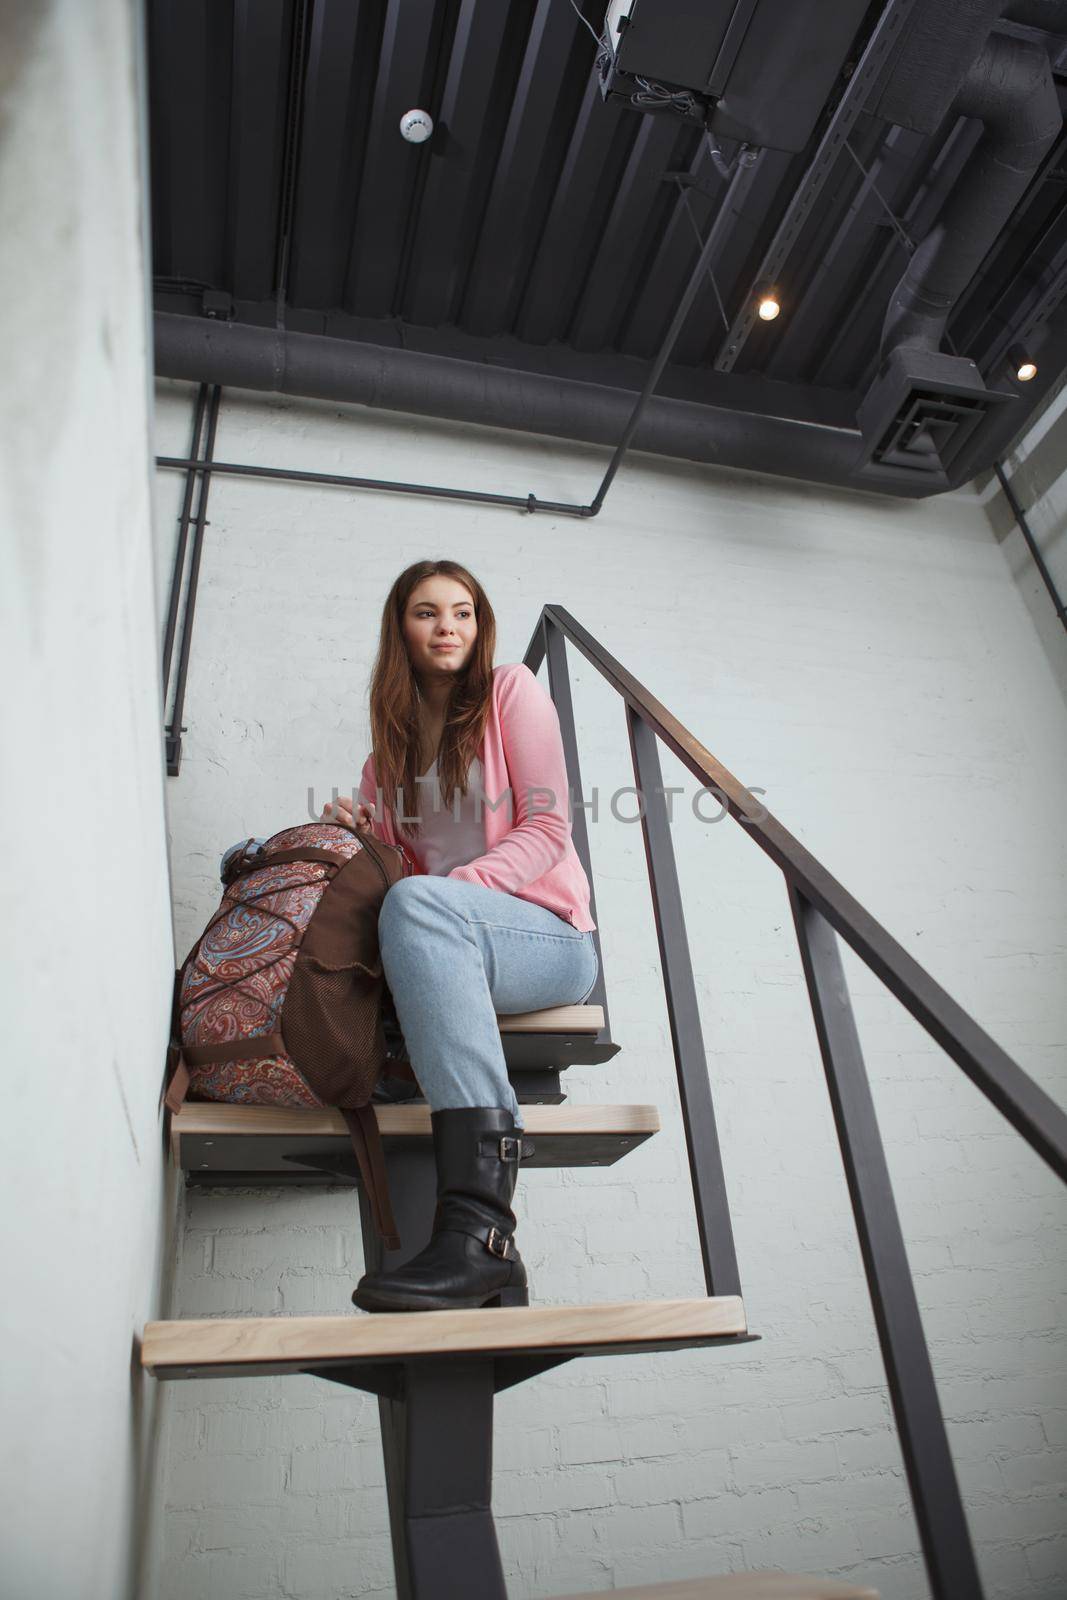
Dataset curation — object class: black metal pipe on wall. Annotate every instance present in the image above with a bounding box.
[161,383,207,701]
[155,452,592,518]
[165,384,221,775]
[993,458,1067,631]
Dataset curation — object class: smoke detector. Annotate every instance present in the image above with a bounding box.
[399,109,434,144]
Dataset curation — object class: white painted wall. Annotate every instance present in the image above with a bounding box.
[979,376,1067,709]
[0,4,177,1596]
[153,380,1067,1600]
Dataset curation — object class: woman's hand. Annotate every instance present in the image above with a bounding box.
[321,795,376,834]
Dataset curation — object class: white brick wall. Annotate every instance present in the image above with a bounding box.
[153,381,1067,1600]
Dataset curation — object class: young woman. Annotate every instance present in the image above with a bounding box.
[326,559,598,1314]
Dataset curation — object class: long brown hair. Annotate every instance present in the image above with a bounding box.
[369,560,497,836]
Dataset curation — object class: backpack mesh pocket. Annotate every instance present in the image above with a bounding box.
[282,955,387,1106]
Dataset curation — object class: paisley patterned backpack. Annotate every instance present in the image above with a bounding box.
[163,820,413,1246]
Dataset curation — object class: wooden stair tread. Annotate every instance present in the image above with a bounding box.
[142,1297,747,1378]
[496,1002,617,1067]
[173,1102,658,1179]
[498,1003,603,1032]
[392,1002,615,1071]
[548,1577,879,1600]
[548,1578,878,1600]
[173,1100,657,1143]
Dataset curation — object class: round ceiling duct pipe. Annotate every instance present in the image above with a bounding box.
[873,0,1008,137]
[880,31,1061,360]
[156,311,923,495]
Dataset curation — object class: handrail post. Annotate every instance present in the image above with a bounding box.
[627,706,742,1299]
[517,601,1064,1600]
[542,617,611,1028]
[528,605,1067,1186]
[789,884,985,1600]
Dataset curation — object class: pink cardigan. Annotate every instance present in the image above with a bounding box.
[358,662,596,932]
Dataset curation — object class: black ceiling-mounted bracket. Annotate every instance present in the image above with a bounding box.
[201,290,235,321]
[597,0,873,149]
[714,0,920,373]
[164,725,187,778]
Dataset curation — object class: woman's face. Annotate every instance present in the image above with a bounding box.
[402,576,478,683]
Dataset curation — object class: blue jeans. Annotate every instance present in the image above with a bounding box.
[377,877,599,1129]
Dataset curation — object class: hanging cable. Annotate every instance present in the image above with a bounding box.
[675,182,731,334]
[843,137,916,257]
[704,132,736,183]
[565,0,606,50]
[631,74,700,117]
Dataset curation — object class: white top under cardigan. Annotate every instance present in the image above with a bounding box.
[397,757,486,877]
[358,663,597,932]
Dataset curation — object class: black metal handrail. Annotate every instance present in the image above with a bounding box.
[526,603,1066,1600]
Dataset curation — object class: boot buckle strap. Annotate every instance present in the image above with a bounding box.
[499,1136,523,1161]
[485,1226,513,1260]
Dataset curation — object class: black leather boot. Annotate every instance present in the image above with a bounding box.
[352,1107,530,1313]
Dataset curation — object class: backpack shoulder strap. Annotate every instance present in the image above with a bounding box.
[162,950,197,1115]
[340,1106,401,1251]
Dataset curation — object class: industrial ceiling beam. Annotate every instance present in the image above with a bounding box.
[461,0,594,336]
[342,0,441,317]
[713,0,920,373]
[516,73,628,345]
[286,0,378,309]
[764,122,923,383]
[229,0,291,302]
[402,0,512,327]
[569,113,684,353]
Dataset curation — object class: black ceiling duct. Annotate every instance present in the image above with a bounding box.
[872,0,1008,136]
[858,19,1062,481]
[880,31,1061,360]
[155,311,910,495]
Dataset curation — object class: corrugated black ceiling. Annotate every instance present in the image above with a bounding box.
[148,0,1067,425]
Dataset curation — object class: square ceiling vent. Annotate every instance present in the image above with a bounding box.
[857,347,1015,481]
